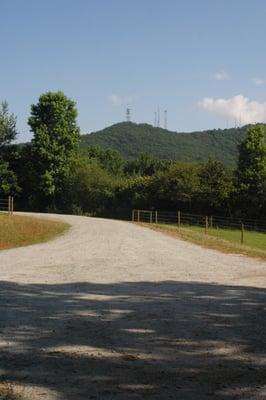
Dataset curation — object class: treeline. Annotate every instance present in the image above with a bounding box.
[0,92,266,220]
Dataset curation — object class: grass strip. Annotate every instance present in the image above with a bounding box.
[142,223,266,261]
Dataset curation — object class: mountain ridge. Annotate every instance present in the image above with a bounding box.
[80,122,251,166]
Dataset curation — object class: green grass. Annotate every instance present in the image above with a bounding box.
[144,223,266,260]
[0,214,69,250]
[187,225,266,251]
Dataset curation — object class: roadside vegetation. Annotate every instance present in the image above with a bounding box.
[146,223,266,260]
[0,214,69,250]
[0,91,265,228]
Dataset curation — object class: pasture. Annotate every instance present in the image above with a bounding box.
[148,223,266,260]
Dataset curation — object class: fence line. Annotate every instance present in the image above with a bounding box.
[132,209,266,245]
[0,196,14,215]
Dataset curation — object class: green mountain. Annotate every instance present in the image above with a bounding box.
[81,122,250,166]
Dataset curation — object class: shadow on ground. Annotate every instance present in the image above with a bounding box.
[0,280,265,399]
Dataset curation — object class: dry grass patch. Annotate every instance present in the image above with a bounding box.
[0,382,19,399]
[0,214,69,251]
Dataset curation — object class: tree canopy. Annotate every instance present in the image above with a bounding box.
[28,91,80,209]
[236,124,266,215]
[1,93,266,220]
[0,101,19,196]
[0,101,17,147]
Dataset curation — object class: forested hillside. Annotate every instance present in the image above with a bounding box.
[81,122,249,166]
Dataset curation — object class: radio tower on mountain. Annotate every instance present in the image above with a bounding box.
[164,110,168,129]
[126,107,131,122]
[157,107,160,127]
[154,111,157,127]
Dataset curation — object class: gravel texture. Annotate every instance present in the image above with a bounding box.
[0,213,265,400]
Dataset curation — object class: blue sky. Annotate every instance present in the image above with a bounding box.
[1,0,266,142]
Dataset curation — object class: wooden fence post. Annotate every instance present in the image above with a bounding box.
[150,211,152,223]
[132,209,135,222]
[241,223,244,245]
[137,210,140,222]
[178,211,181,227]
[210,216,213,228]
[8,196,11,216]
[11,196,14,215]
[205,216,208,234]
[155,211,158,224]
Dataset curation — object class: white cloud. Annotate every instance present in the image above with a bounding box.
[109,94,134,106]
[213,71,229,81]
[253,78,266,86]
[198,94,266,124]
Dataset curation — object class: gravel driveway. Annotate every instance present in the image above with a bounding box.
[0,213,265,400]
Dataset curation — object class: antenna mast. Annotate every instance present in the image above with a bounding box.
[126,107,131,122]
[164,110,167,129]
[157,107,160,127]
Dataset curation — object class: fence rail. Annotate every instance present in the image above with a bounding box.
[0,196,14,215]
[132,209,266,245]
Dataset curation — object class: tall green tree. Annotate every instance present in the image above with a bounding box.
[198,159,233,214]
[0,101,17,147]
[150,163,200,211]
[28,91,80,210]
[0,101,19,196]
[66,156,115,215]
[236,124,266,216]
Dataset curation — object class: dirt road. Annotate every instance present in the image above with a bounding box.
[0,214,265,399]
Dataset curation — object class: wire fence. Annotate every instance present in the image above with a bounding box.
[132,209,266,246]
[0,196,14,215]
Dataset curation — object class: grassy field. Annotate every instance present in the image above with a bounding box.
[0,214,69,251]
[145,223,266,260]
[187,225,266,250]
